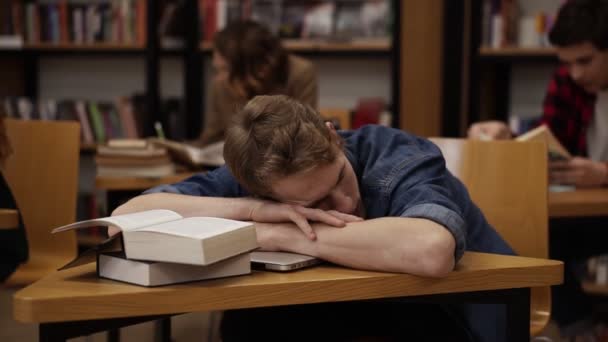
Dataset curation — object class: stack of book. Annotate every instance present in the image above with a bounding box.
[53,209,258,286]
[96,139,175,178]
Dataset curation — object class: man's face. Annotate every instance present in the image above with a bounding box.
[269,151,363,218]
[556,42,608,92]
[212,50,230,83]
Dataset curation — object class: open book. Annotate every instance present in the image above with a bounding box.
[53,209,258,266]
[149,138,225,167]
[515,125,572,160]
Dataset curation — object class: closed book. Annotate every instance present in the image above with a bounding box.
[96,163,175,178]
[95,155,171,167]
[53,209,258,266]
[97,251,251,287]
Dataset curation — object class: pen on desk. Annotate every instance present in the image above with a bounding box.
[154,121,166,140]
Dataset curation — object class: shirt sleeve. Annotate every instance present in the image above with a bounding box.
[143,166,248,198]
[384,144,467,261]
[539,66,577,154]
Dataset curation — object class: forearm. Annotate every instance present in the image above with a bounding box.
[267,217,456,277]
[112,193,258,220]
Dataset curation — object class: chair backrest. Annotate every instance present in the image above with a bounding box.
[430,138,550,335]
[3,119,80,271]
[430,138,548,258]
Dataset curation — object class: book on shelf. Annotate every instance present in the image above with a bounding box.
[53,209,258,266]
[515,124,572,160]
[98,250,251,287]
[149,138,225,167]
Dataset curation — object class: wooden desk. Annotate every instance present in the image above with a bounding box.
[95,172,198,191]
[0,208,19,229]
[549,188,608,218]
[14,252,562,342]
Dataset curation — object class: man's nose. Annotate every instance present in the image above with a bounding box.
[570,66,584,82]
[330,191,353,214]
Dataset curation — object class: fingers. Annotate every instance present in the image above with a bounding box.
[467,125,480,139]
[286,210,317,240]
[326,210,364,222]
[549,160,571,170]
[293,206,346,227]
[107,226,121,237]
[550,170,579,185]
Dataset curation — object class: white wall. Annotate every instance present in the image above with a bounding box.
[509,63,554,119]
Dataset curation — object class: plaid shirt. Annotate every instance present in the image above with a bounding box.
[540,65,596,157]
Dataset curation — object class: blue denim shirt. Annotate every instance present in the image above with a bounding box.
[145,125,514,260]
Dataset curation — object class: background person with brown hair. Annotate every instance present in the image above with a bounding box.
[197,20,318,146]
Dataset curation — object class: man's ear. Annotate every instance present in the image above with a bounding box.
[325,121,341,145]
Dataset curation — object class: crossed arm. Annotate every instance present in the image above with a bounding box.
[113,193,456,278]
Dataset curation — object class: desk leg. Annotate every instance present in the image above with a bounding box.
[505,288,531,342]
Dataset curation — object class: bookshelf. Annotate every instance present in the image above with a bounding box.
[0,0,447,225]
[479,46,556,58]
[438,0,562,136]
[200,40,391,53]
[0,0,447,139]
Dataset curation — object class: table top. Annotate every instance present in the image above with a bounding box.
[13,252,562,324]
[549,188,608,218]
[0,208,19,229]
[95,172,198,191]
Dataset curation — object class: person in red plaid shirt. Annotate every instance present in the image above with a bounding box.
[469,0,608,189]
[470,1,608,340]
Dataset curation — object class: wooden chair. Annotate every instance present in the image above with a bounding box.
[430,138,550,337]
[2,118,80,286]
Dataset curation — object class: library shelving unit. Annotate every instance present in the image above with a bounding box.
[478,46,556,58]
[1,0,447,141]
[0,0,162,152]
[439,0,561,136]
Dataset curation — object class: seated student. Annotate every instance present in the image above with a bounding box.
[197,20,317,146]
[114,95,514,342]
[469,1,608,338]
[0,116,28,282]
[468,0,608,188]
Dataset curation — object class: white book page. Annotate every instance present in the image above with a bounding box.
[52,209,183,233]
[135,217,252,239]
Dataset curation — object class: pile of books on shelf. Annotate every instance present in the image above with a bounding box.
[53,209,258,287]
[96,139,175,178]
[198,0,390,44]
[2,96,144,145]
[1,0,146,46]
[2,96,189,145]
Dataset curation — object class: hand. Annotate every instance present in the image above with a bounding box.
[467,121,512,140]
[108,226,121,237]
[254,222,288,252]
[249,199,362,240]
[550,157,608,187]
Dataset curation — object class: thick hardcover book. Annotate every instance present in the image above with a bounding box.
[97,251,251,287]
[53,209,258,266]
